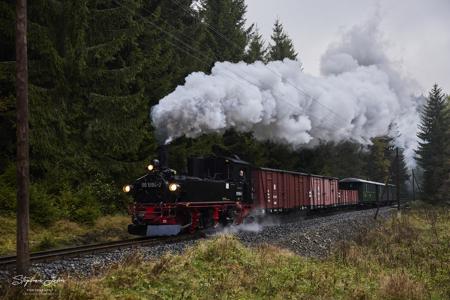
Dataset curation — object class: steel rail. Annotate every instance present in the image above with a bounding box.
[0,234,202,268]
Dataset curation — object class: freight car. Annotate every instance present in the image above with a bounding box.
[252,168,340,212]
[124,155,395,236]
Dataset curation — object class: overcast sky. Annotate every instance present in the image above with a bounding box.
[245,0,450,94]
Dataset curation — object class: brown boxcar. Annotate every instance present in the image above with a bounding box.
[252,168,340,211]
[308,176,339,208]
[338,189,359,205]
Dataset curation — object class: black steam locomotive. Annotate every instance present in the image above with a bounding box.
[125,155,253,236]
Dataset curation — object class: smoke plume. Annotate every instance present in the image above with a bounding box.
[151,18,420,167]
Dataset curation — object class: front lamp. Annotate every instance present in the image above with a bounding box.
[147,164,154,171]
[123,185,132,193]
[168,183,179,192]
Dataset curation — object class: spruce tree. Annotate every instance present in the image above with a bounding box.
[81,0,152,182]
[324,141,366,179]
[416,84,450,202]
[244,28,266,63]
[437,97,450,202]
[200,0,252,63]
[365,137,392,182]
[266,19,298,61]
[25,0,78,182]
[140,0,209,99]
[0,0,16,172]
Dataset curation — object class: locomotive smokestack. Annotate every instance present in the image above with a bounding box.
[158,145,169,168]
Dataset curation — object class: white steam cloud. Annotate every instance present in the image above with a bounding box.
[151,18,421,167]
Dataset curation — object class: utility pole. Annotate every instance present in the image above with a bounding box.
[16,0,30,274]
[412,171,423,194]
[412,169,415,202]
[396,148,400,211]
[374,150,396,220]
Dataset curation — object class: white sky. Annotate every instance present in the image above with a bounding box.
[245,0,450,94]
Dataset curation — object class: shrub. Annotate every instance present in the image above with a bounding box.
[87,174,126,214]
[29,184,59,226]
[35,232,58,251]
[0,164,16,213]
[0,165,60,225]
[58,186,101,225]
[379,271,427,300]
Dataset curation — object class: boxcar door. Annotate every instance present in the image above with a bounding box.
[266,172,273,210]
[272,173,279,211]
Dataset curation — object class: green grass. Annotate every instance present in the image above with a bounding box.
[4,206,450,299]
[0,214,133,256]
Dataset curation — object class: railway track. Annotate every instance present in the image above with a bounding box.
[0,204,406,270]
[0,233,202,269]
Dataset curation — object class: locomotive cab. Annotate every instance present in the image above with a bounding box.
[187,156,252,203]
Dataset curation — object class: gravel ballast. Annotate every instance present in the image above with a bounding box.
[233,207,394,258]
[0,207,394,284]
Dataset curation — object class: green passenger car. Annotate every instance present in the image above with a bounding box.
[339,178,396,205]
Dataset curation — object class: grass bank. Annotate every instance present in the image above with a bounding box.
[5,206,450,299]
[0,214,132,256]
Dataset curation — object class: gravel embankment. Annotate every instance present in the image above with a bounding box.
[0,207,394,284]
[233,207,394,258]
[0,240,197,283]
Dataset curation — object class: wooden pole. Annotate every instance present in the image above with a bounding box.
[374,148,398,219]
[374,173,391,220]
[412,169,415,201]
[16,0,30,275]
[412,171,423,194]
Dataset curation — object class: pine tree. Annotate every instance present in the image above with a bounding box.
[222,130,267,166]
[437,97,450,202]
[363,136,409,191]
[416,84,450,202]
[392,147,410,196]
[200,0,252,63]
[365,137,392,182]
[140,0,209,99]
[324,141,366,178]
[266,19,298,62]
[25,0,79,182]
[0,0,16,172]
[80,0,152,182]
[244,28,266,63]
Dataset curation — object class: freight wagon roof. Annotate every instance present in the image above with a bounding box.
[257,167,339,180]
[340,177,395,187]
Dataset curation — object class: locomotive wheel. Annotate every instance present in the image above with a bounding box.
[219,207,237,226]
[175,210,192,231]
[243,215,256,224]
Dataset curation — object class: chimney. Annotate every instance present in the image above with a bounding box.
[157,145,169,168]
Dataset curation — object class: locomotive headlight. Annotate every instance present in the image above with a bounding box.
[168,183,179,192]
[147,164,154,171]
[123,185,132,193]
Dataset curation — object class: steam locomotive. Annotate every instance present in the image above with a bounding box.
[124,153,396,236]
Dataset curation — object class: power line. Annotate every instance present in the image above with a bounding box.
[114,0,217,65]
[105,3,349,142]
[112,0,341,131]
[170,0,349,124]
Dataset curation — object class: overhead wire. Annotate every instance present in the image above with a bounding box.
[170,0,348,124]
[112,0,337,132]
